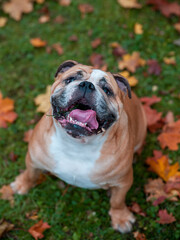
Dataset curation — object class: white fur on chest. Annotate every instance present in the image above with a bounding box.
[49,125,107,189]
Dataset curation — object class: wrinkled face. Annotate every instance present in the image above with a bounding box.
[51,61,129,138]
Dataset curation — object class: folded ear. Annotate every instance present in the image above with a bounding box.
[112,73,131,99]
[55,60,79,77]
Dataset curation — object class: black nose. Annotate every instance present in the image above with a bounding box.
[79,81,95,93]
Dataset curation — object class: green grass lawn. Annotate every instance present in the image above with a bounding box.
[0,0,180,239]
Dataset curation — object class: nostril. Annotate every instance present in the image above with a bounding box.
[88,83,95,90]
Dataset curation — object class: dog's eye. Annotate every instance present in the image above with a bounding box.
[103,87,112,96]
[65,77,76,84]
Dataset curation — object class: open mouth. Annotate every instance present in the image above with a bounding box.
[52,98,103,137]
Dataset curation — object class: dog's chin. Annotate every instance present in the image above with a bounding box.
[52,97,115,139]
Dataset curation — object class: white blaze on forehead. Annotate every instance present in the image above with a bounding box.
[89,69,107,83]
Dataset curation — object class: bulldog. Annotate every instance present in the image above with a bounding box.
[10,60,147,233]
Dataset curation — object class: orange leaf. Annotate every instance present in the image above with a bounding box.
[157,209,176,224]
[133,231,147,240]
[28,220,51,240]
[30,38,47,47]
[146,154,180,182]
[0,185,14,206]
[117,0,142,9]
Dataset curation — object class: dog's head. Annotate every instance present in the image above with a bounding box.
[51,60,131,139]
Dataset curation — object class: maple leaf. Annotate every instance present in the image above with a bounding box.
[2,0,33,21]
[91,38,102,49]
[34,86,51,113]
[147,59,161,75]
[144,178,178,202]
[0,92,18,128]
[129,202,146,216]
[117,0,142,9]
[146,154,180,182]
[157,209,176,224]
[140,95,161,106]
[28,220,51,240]
[26,210,39,220]
[165,176,180,193]
[133,231,147,240]
[52,43,64,55]
[147,0,180,18]
[118,52,146,73]
[23,129,34,143]
[120,71,138,87]
[0,219,14,238]
[110,42,126,57]
[134,23,143,34]
[78,4,94,18]
[89,53,105,69]
[158,119,180,151]
[0,17,7,28]
[30,38,47,47]
[0,185,14,207]
[39,15,50,24]
[163,57,176,65]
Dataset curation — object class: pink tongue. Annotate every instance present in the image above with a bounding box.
[69,109,99,129]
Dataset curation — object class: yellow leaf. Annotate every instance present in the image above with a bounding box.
[163,57,176,65]
[134,23,143,34]
[0,17,7,27]
[117,0,142,9]
[34,86,51,113]
[120,71,138,87]
[30,38,47,47]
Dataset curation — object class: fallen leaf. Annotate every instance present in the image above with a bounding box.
[0,92,18,128]
[146,154,180,182]
[0,219,14,238]
[129,202,146,216]
[147,59,161,75]
[117,0,142,9]
[39,15,50,24]
[23,129,34,143]
[164,111,174,124]
[30,38,47,47]
[165,176,180,193]
[118,52,146,73]
[144,178,178,202]
[134,23,143,34]
[35,0,45,3]
[78,4,94,18]
[133,231,147,240]
[26,210,39,220]
[157,209,176,224]
[120,71,138,87]
[69,35,78,42]
[89,53,105,69]
[53,15,65,24]
[52,43,64,55]
[110,42,126,57]
[0,185,14,207]
[2,0,33,21]
[34,85,51,113]
[140,95,161,106]
[163,57,176,65]
[174,22,180,32]
[9,151,18,162]
[0,17,7,27]
[28,220,51,240]
[147,0,180,18]
[158,119,180,151]
[59,0,71,6]
[153,195,166,206]
[91,38,101,49]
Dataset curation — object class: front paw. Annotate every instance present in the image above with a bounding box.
[10,172,32,195]
[109,207,136,233]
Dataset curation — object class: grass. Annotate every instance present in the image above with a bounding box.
[0,0,180,239]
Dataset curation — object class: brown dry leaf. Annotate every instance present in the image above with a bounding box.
[0,92,18,128]
[26,210,39,220]
[2,0,33,21]
[69,35,78,42]
[78,4,94,18]
[165,176,180,193]
[54,15,65,24]
[157,209,176,224]
[39,15,50,24]
[34,85,51,113]
[147,59,161,75]
[52,43,64,55]
[118,52,146,73]
[174,22,180,32]
[0,219,14,238]
[110,42,126,57]
[140,95,161,106]
[117,0,142,9]
[30,38,47,47]
[0,185,14,207]
[91,38,102,49]
[120,71,138,87]
[28,220,51,240]
[144,178,178,202]
[59,0,71,6]
[146,154,180,182]
[134,23,143,34]
[23,129,34,143]
[129,202,146,216]
[158,119,180,151]
[147,0,180,18]
[9,151,18,162]
[163,57,176,65]
[0,17,7,27]
[89,53,105,69]
[133,231,147,240]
